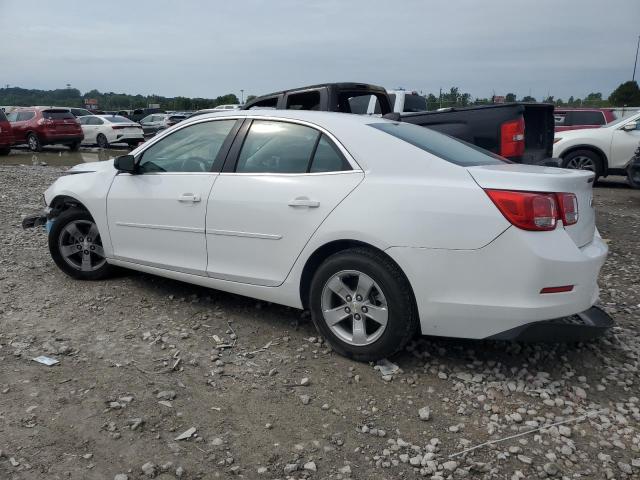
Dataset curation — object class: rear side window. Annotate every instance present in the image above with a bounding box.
[236,121,318,173]
[247,96,279,110]
[403,94,427,112]
[567,111,606,126]
[370,122,506,166]
[17,111,35,121]
[43,110,74,120]
[286,91,321,110]
[309,135,351,173]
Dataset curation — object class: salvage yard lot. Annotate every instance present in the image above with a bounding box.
[1,165,639,479]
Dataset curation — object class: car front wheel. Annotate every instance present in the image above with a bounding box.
[27,133,42,152]
[309,248,418,362]
[48,208,113,280]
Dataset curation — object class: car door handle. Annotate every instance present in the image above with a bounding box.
[178,193,201,203]
[288,197,320,208]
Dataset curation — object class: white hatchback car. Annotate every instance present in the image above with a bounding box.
[78,115,144,149]
[26,110,610,361]
[553,111,640,184]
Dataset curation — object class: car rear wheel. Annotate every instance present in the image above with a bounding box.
[48,208,113,280]
[309,248,418,362]
[96,134,109,149]
[562,149,602,180]
[69,141,81,151]
[628,163,640,189]
[27,133,42,152]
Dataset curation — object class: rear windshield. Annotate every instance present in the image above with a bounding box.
[369,122,507,166]
[105,115,132,123]
[43,110,75,120]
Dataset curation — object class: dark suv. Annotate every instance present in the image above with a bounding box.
[0,109,13,155]
[7,107,84,151]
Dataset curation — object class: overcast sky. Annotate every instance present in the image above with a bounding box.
[0,0,638,101]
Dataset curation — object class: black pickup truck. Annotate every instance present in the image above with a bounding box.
[242,83,556,165]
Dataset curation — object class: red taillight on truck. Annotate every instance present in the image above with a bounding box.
[485,190,580,231]
[500,117,525,158]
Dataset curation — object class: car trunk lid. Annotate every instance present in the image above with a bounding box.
[466,164,596,247]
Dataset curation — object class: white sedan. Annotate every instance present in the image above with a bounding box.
[25,110,610,360]
[553,111,640,185]
[78,115,144,149]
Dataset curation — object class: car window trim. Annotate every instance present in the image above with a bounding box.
[134,117,244,174]
[221,117,361,174]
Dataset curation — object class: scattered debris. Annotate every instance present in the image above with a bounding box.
[174,427,197,441]
[32,355,59,366]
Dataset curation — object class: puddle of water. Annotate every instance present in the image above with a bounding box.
[0,146,130,167]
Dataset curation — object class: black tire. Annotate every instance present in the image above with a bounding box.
[48,208,113,280]
[0,147,10,156]
[96,134,109,149]
[628,164,640,189]
[309,247,418,362]
[27,133,42,152]
[562,149,603,181]
[69,141,81,152]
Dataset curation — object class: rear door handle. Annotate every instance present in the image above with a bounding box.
[288,197,320,208]
[178,193,201,203]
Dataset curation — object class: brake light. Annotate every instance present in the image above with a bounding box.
[37,118,54,126]
[112,125,127,130]
[556,193,578,225]
[485,189,557,231]
[540,285,574,294]
[500,117,525,158]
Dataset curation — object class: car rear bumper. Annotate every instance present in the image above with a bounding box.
[41,133,84,143]
[386,226,609,339]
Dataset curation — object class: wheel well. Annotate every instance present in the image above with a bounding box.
[49,195,89,217]
[299,239,415,310]
[561,145,609,174]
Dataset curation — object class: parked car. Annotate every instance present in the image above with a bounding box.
[23,110,610,360]
[78,115,144,148]
[130,108,165,123]
[243,83,556,165]
[139,113,186,137]
[554,108,617,132]
[68,108,96,118]
[6,107,83,151]
[553,111,640,182]
[0,108,14,155]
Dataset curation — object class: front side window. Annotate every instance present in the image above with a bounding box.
[140,115,153,123]
[89,117,104,125]
[236,121,319,173]
[286,91,321,110]
[569,111,606,126]
[138,120,236,173]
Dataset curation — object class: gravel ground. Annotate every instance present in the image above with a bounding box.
[0,164,639,480]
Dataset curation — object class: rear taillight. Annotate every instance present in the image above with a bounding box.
[37,118,54,126]
[500,117,525,158]
[485,190,580,231]
[556,192,578,225]
[112,125,126,130]
[485,189,557,231]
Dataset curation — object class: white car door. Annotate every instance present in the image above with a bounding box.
[610,119,640,169]
[107,119,238,274]
[206,119,364,286]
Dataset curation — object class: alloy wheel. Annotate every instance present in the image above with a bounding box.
[320,270,388,346]
[57,219,106,272]
[566,155,596,172]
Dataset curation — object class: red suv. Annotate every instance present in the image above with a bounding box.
[554,108,617,132]
[7,107,84,151]
[0,109,13,155]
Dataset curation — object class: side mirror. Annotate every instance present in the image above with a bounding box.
[114,154,137,173]
[622,121,637,132]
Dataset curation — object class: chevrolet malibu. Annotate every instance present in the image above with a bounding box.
[24,110,610,361]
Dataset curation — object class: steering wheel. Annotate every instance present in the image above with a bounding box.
[180,156,210,172]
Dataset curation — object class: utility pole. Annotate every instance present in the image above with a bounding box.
[633,35,640,82]
[439,87,442,108]
[240,89,244,104]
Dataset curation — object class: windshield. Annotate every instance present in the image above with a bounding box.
[369,122,507,167]
[605,111,640,128]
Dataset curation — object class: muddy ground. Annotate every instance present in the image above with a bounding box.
[0,159,639,480]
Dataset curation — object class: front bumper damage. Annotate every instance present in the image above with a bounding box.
[487,306,614,342]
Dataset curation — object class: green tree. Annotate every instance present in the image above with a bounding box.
[608,81,640,106]
[521,95,536,102]
[505,93,516,102]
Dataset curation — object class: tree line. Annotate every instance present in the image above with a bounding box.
[1,80,639,112]
[0,87,240,111]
